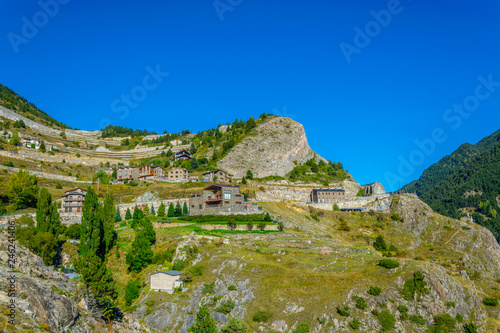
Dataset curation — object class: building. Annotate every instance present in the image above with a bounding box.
[174,149,192,161]
[167,167,189,182]
[139,164,165,180]
[310,188,346,203]
[116,166,139,182]
[189,175,198,182]
[20,136,41,149]
[150,270,183,293]
[61,188,87,213]
[189,184,248,215]
[202,170,229,182]
[360,182,385,195]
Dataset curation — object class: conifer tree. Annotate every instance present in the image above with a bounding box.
[126,230,154,272]
[168,203,175,217]
[143,203,150,215]
[182,202,189,216]
[140,216,156,245]
[35,187,60,236]
[125,207,132,220]
[80,187,102,258]
[174,202,182,217]
[189,306,218,333]
[157,202,166,217]
[150,204,155,216]
[102,194,116,255]
[115,206,122,222]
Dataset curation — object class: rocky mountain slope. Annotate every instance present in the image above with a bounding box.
[218,117,324,178]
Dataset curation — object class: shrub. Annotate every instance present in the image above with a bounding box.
[463,323,478,333]
[368,286,382,296]
[433,313,456,332]
[55,183,62,189]
[388,244,398,252]
[378,259,399,269]
[124,279,141,306]
[373,235,387,251]
[397,305,408,313]
[402,271,428,301]
[221,317,249,333]
[445,301,455,308]
[190,265,203,277]
[354,296,367,310]
[483,297,498,306]
[337,305,350,317]
[333,203,340,211]
[2,161,14,167]
[172,260,188,271]
[65,223,81,239]
[293,323,310,333]
[216,300,236,314]
[203,282,215,294]
[390,213,401,221]
[456,314,464,322]
[409,314,426,325]
[338,220,351,231]
[377,310,396,331]
[349,317,360,330]
[228,285,237,291]
[252,310,272,323]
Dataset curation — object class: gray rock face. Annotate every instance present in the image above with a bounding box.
[217,117,324,178]
[144,302,178,331]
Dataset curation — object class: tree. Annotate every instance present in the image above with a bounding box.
[373,235,388,251]
[125,207,132,220]
[182,202,189,216]
[115,206,122,222]
[65,223,81,239]
[9,129,20,145]
[174,202,182,217]
[247,221,254,231]
[31,232,57,265]
[124,279,141,306]
[333,203,340,211]
[39,140,46,152]
[126,230,154,272]
[245,116,256,132]
[112,167,117,180]
[132,206,144,228]
[227,217,237,231]
[157,202,166,217]
[241,177,247,185]
[7,170,39,210]
[143,203,150,215]
[102,194,116,255]
[139,216,156,245]
[356,188,366,197]
[35,187,61,237]
[246,169,253,180]
[150,204,155,216]
[168,203,175,217]
[264,212,272,222]
[258,222,266,231]
[189,306,218,333]
[80,187,102,258]
[221,317,249,333]
[191,157,198,170]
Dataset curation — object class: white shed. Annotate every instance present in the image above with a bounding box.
[150,270,183,293]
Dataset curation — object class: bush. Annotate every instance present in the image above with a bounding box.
[483,297,498,306]
[433,313,456,332]
[190,265,203,277]
[402,271,428,301]
[2,161,14,167]
[228,285,237,291]
[55,183,62,189]
[373,235,387,251]
[124,279,141,306]
[216,300,236,314]
[349,317,360,330]
[172,260,188,271]
[463,323,478,333]
[337,305,350,317]
[390,213,401,221]
[354,296,367,310]
[368,286,382,296]
[388,244,398,252]
[252,310,272,323]
[409,314,426,325]
[378,259,399,269]
[377,310,396,331]
[202,282,215,294]
[221,317,249,333]
[293,323,310,333]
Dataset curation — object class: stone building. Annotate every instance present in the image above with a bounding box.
[150,271,183,293]
[61,188,87,213]
[20,136,41,149]
[174,149,192,161]
[310,188,346,203]
[117,166,140,182]
[167,167,189,182]
[189,184,246,215]
[360,182,385,195]
[139,164,165,180]
[202,170,229,182]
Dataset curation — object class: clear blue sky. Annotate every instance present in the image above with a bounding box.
[1,0,500,191]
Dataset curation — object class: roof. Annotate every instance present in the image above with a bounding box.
[65,188,87,194]
[204,184,240,191]
[202,170,225,175]
[175,149,191,155]
[152,270,183,276]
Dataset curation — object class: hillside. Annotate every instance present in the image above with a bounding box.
[403,129,500,240]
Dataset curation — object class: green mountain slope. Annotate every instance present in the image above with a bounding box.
[0,83,69,129]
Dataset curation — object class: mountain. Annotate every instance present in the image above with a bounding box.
[403,129,500,239]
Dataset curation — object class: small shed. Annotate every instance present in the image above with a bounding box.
[150,270,183,293]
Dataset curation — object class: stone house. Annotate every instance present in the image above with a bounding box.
[139,164,165,180]
[174,149,192,161]
[167,167,189,182]
[310,188,346,203]
[61,188,87,213]
[116,166,140,182]
[150,270,183,293]
[189,175,198,182]
[360,182,386,195]
[202,170,229,182]
[20,136,41,149]
[189,184,247,215]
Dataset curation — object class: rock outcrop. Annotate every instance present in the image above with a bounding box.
[217,117,324,178]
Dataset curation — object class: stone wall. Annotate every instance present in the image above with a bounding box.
[0,165,91,184]
[301,194,391,211]
[153,222,280,231]
[116,199,189,217]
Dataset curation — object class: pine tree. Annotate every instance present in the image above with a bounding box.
[126,230,154,272]
[115,206,122,222]
[139,216,156,245]
[168,203,175,217]
[150,204,155,216]
[125,207,132,220]
[174,202,182,217]
[112,167,117,180]
[132,206,144,228]
[191,157,198,170]
[102,194,115,255]
[157,202,166,217]
[143,203,150,215]
[36,187,52,234]
[39,140,46,152]
[182,202,189,216]
[241,177,247,185]
[246,169,253,180]
[80,187,102,258]
[189,306,218,333]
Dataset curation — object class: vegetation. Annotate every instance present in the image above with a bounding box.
[402,271,428,301]
[287,158,347,183]
[252,310,272,323]
[378,259,399,269]
[100,125,156,138]
[368,286,382,296]
[220,317,249,333]
[483,297,498,306]
[189,306,218,333]
[215,300,236,314]
[7,170,39,210]
[293,323,310,333]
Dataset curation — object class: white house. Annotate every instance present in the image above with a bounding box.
[150,270,183,293]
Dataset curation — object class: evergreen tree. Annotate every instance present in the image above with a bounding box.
[246,169,253,180]
[182,202,189,216]
[174,202,182,217]
[241,177,247,185]
[36,187,52,234]
[189,306,218,333]
[80,187,102,258]
[125,207,132,220]
[373,235,388,251]
[168,203,175,217]
[150,204,155,216]
[102,194,116,255]
[7,170,39,210]
[139,216,156,245]
[157,202,166,217]
[115,206,122,222]
[126,230,154,272]
[111,167,117,180]
[132,206,144,228]
[39,140,46,152]
[264,212,271,222]
[191,157,198,170]
[143,203,150,215]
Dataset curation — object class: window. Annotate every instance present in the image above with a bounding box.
[224,190,231,200]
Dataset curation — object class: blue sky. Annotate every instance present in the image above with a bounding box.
[1,0,499,191]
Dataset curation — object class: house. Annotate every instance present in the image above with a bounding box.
[139,164,165,180]
[167,167,189,182]
[20,136,41,149]
[202,170,229,182]
[150,270,183,293]
[189,175,198,182]
[116,166,139,182]
[61,188,87,213]
[310,188,346,203]
[189,184,247,215]
[174,149,192,161]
